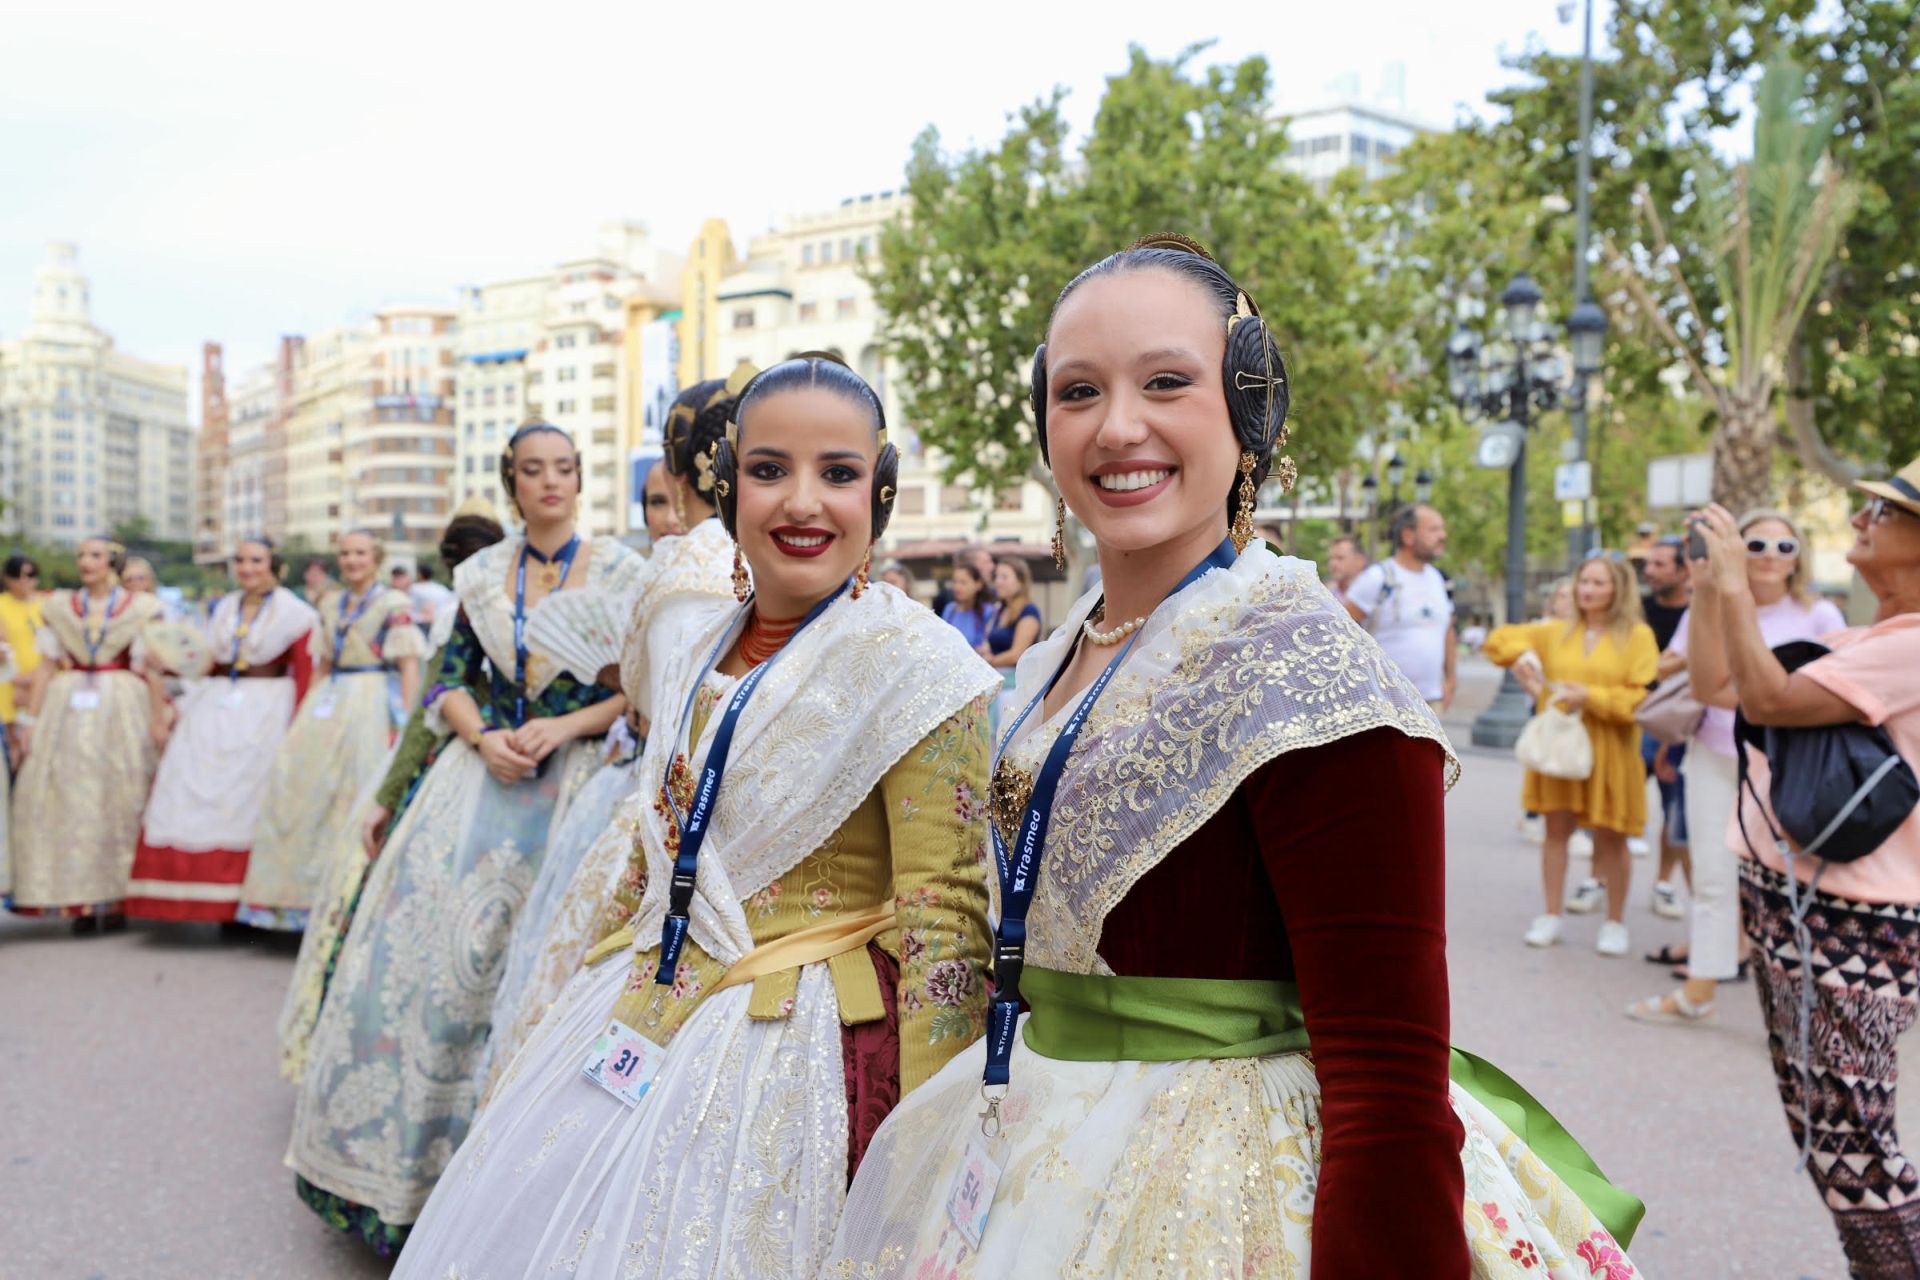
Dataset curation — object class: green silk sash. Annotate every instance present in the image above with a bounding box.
[1020,967,1644,1246]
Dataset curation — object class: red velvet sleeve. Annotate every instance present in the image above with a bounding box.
[280,630,315,714]
[1250,728,1468,1279]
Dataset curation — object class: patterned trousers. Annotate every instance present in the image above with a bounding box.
[1742,859,1920,1279]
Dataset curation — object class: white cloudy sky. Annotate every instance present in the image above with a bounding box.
[0,0,1612,394]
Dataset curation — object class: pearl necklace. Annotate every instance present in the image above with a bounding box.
[1082,604,1147,646]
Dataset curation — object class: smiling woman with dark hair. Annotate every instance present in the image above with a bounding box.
[391,355,997,1280]
[828,236,1640,1278]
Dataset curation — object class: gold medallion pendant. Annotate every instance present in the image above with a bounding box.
[536,562,561,590]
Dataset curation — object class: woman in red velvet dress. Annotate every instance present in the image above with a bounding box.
[127,537,317,922]
[826,237,1642,1277]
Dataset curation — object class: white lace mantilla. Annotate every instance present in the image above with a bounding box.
[451,536,641,705]
[622,582,1000,968]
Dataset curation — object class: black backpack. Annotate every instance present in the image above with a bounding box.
[1735,640,1918,865]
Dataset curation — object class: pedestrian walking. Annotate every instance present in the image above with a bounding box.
[1488,554,1659,955]
[0,554,45,765]
[6,536,166,930]
[939,558,994,648]
[1682,475,1920,1275]
[126,537,318,922]
[239,530,424,931]
[1628,511,1844,1026]
[1343,503,1457,709]
[1324,532,1368,607]
[1641,535,1694,914]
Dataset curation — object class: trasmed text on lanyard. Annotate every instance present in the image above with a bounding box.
[511,535,581,725]
[980,537,1238,1130]
[328,585,378,678]
[228,591,273,684]
[653,581,847,986]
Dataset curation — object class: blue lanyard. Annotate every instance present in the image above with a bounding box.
[330,586,377,678]
[229,592,272,684]
[79,587,123,671]
[511,535,581,724]
[982,539,1237,1094]
[654,580,848,986]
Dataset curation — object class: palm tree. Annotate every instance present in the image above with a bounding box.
[1605,52,1859,514]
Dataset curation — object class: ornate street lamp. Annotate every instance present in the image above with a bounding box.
[1360,472,1380,552]
[1447,271,1565,749]
[1386,451,1407,505]
[1415,467,1434,506]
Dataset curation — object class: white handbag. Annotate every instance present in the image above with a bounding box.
[1515,706,1594,780]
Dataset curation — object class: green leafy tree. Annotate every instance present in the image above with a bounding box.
[868,45,1381,526]
[1604,52,1859,513]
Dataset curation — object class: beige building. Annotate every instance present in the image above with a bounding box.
[459,222,683,536]
[701,194,1053,557]
[280,307,456,562]
[0,242,193,544]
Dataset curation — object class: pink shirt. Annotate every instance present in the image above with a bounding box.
[1732,613,1920,904]
[1672,596,1848,756]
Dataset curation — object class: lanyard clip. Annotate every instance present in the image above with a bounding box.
[667,868,698,916]
[979,1083,1007,1139]
[992,943,1025,1003]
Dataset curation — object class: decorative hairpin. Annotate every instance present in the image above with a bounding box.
[1129,231,1216,260]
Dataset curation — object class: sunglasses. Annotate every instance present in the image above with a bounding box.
[1583,549,1627,563]
[1745,537,1799,557]
[1868,497,1914,524]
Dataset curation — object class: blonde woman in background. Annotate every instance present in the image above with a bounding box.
[6,536,167,931]
[1626,509,1844,1026]
[1488,554,1659,956]
[240,530,426,931]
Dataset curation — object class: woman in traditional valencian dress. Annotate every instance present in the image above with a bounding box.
[391,355,999,1280]
[276,504,505,1083]
[241,530,426,931]
[127,538,318,923]
[287,423,642,1252]
[484,374,749,1083]
[6,536,167,931]
[827,238,1643,1278]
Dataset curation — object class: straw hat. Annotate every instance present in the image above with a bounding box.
[1857,457,1920,518]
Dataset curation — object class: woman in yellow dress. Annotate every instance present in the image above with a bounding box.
[1487,554,1659,956]
[0,554,45,765]
[241,529,426,930]
[6,537,167,931]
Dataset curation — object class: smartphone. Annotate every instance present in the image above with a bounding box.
[1686,526,1709,561]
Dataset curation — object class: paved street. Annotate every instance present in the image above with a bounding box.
[0,658,1887,1278]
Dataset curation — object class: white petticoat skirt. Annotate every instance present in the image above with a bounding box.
[393,945,853,1280]
[825,1021,1639,1278]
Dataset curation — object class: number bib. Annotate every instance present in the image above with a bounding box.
[310,691,336,720]
[945,1138,1004,1252]
[580,1017,668,1108]
[69,687,101,712]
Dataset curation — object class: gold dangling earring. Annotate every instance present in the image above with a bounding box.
[1051,493,1067,571]
[732,543,751,602]
[1230,451,1258,554]
[852,546,872,600]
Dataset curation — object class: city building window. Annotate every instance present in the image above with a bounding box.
[483,387,497,405]
[556,334,577,349]
[798,301,819,321]
[841,238,853,260]
[940,485,971,514]
[995,488,1024,512]
[898,487,927,516]
[503,385,516,401]
[1351,134,1371,160]
[802,244,815,266]
[557,399,576,414]
[820,240,833,263]
[732,309,756,330]
[556,367,577,382]
[836,298,857,319]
